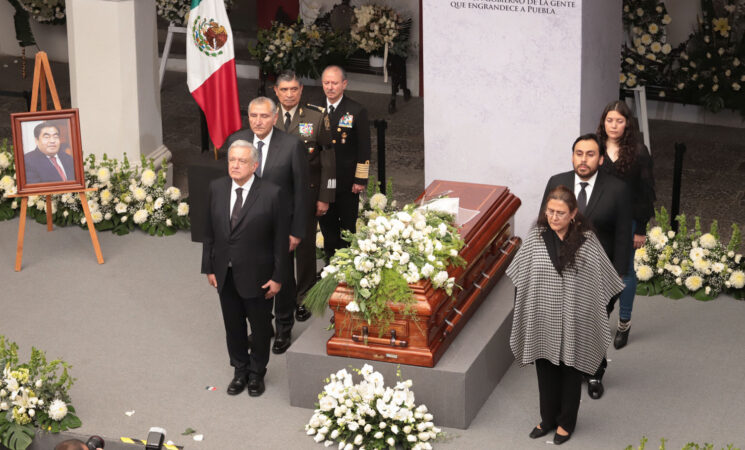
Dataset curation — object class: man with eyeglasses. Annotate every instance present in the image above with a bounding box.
[202,140,288,397]
[223,96,310,355]
[541,133,631,400]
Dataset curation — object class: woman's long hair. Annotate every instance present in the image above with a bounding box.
[537,186,593,273]
[596,100,642,176]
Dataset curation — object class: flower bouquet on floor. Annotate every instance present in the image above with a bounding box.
[305,364,442,450]
[634,207,744,301]
[0,336,81,450]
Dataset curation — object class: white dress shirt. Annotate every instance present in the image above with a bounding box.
[326,96,343,113]
[230,176,255,217]
[280,105,298,125]
[252,128,273,175]
[574,171,598,203]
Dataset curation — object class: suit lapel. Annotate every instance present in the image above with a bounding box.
[221,177,233,237]
[584,172,606,218]
[231,177,261,233]
[263,128,282,175]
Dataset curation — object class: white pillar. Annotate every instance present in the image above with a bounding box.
[423,1,621,235]
[66,0,170,166]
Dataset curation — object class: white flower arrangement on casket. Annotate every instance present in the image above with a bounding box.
[303,194,466,331]
[305,364,442,450]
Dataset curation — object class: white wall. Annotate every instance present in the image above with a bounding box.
[423,1,621,236]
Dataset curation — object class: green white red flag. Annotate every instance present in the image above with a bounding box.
[186,0,241,149]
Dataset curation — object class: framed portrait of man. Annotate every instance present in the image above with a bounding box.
[10,109,85,195]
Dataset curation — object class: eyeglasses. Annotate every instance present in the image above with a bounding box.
[545,208,568,219]
[228,158,252,166]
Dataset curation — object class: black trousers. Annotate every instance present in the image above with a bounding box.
[273,250,296,335]
[535,359,583,434]
[295,192,320,305]
[219,268,273,376]
[319,190,359,260]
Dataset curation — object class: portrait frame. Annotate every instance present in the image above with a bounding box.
[10,108,86,195]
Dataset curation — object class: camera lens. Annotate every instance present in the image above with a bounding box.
[86,435,105,449]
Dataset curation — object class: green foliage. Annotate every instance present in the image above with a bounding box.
[303,274,339,316]
[626,436,740,450]
[655,207,671,233]
[694,216,702,238]
[727,223,741,253]
[676,214,688,240]
[709,220,719,240]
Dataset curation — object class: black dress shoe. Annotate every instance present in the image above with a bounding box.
[553,432,571,445]
[529,426,551,439]
[587,378,604,399]
[226,374,248,395]
[247,373,265,397]
[295,305,312,322]
[614,327,630,349]
[272,331,292,354]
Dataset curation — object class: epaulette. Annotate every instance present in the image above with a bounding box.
[305,103,326,114]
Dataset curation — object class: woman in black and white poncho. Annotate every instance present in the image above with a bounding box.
[506,185,624,445]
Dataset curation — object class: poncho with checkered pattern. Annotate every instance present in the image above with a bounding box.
[506,226,625,375]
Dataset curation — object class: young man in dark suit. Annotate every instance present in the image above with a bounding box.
[223,97,310,354]
[541,133,632,400]
[273,70,336,323]
[24,121,75,184]
[202,140,288,397]
[318,65,371,260]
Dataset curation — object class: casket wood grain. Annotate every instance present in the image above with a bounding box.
[326,180,521,367]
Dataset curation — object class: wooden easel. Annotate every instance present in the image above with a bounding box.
[9,52,104,271]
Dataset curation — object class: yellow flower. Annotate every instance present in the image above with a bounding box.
[662,14,672,25]
[712,18,731,37]
[662,43,672,55]
[641,34,652,45]
[650,42,662,53]
[648,23,659,34]
[620,73,627,83]
[645,53,657,61]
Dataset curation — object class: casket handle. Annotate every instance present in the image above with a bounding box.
[352,329,409,348]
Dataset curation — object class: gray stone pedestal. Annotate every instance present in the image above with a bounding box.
[286,277,516,429]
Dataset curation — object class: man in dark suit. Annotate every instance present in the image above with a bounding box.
[223,97,310,354]
[202,140,288,397]
[318,65,371,260]
[274,70,336,322]
[24,121,75,184]
[541,133,632,400]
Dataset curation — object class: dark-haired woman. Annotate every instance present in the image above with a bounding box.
[506,186,624,445]
[597,100,656,349]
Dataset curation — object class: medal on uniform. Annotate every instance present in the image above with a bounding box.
[299,123,314,138]
[339,113,354,128]
[341,131,348,144]
[308,146,315,154]
[324,114,331,130]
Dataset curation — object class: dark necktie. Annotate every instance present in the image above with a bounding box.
[256,141,264,177]
[284,112,291,130]
[230,187,243,230]
[328,105,335,116]
[577,182,589,213]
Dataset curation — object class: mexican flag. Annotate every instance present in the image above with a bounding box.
[186,0,242,149]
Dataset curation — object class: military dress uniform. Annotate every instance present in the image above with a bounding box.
[276,104,336,314]
[316,95,371,259]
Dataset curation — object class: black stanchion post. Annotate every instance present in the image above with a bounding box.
[671,142,686,231]
[373,119,387,193]
[200,109,209,153]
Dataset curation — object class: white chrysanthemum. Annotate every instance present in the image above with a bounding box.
[699,233,717,249]
[634,247,648,263]
[133,187,147,201]
[636,264,654,281]
[0,153,10,169]
[91,211,103,223]
[433,271,448,286]
[369,193,387,210]
[684,275,703,292]
[133,209,149,224]
[346,301,360,313]
[177,202,189,216]
[648,227,667,246]
[154,197,164,210]
[729,271,745,289]
[48,399,67,421]
[96,167,111,183]
[166,219,172,227]
[140,169,157,187]
[115,203,128,214]
[693,258,710,272]
[0,175,14,192]
[100,189,113,204]
[165,186,181,201]
[689,247,705,261]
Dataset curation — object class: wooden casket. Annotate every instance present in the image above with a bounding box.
[326,180,522,367]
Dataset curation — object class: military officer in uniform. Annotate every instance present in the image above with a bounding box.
[273,70,336,322]
[317,65,371,260]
